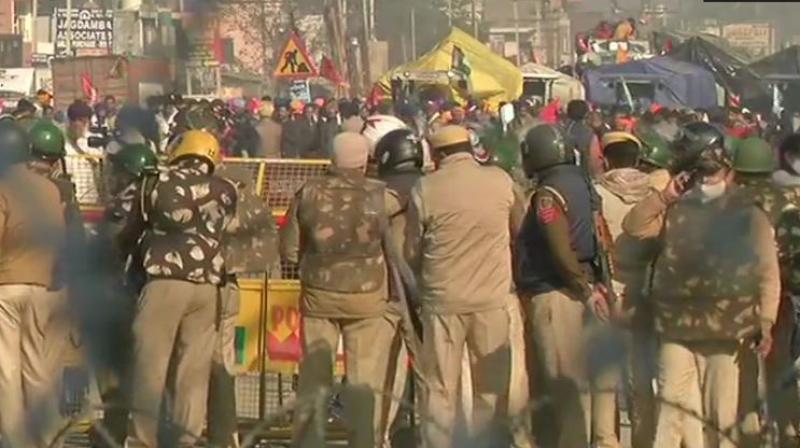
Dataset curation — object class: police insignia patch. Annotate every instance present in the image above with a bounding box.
[537,194,558,224]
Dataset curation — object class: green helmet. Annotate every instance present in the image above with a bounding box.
[732,137,776,174]
[112,143,159,177]
[637,128,674,169]
[521,124,575,178]
[29,120,66,161]
[0,120,31,166]
[480,125,521,174]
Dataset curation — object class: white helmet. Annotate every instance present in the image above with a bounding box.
[361,114,408,158]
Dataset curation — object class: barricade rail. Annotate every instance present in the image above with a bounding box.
[61,156,331,440]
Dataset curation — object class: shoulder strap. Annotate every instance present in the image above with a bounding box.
[541,185,568,212]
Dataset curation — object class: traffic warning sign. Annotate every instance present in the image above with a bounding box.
[274,33,318,79]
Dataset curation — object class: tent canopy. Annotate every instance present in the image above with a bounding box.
[667,35,769,108]
[379,28,522,107]
[749,45,800,79]
[520,62,585,103]
[584,56,718,109]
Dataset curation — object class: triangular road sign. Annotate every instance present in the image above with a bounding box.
[274,32,319,79]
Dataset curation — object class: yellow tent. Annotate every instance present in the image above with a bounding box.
[379,28,523,107]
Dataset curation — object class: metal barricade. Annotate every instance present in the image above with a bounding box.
[61,156,330,441]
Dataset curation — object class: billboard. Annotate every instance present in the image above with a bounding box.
[54,8,114,57]
[722,23,774,59]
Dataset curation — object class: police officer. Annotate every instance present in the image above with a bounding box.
[89,143,159,448]
[404,125,524,447]
[373,128,425,444]
[618,127,676,448]
[113,129,237,448]
[0,120,69,448]
[281,132,399,448]
[210,161,278,448]
[623,122,780,448]
[732,137,800,448]
[516,124,608,448]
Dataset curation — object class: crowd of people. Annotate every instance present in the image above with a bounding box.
[1,86,800,448]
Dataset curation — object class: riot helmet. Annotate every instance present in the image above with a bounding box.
[0,120,31,167]
[374,129,424,176]
[521,124,575,178]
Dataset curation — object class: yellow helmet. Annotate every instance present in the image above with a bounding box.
[169,129,222,166]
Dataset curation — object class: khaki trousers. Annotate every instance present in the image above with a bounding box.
[525,289,590,448]
[207,282,240,448]
[653,339,741,448]
[628,325,658,448]
[378,309,424,446]
[293,315,396,448]
[739,303,800,448]
[419,306,512,448]
[0,285,68,448]
[128,279,218,448]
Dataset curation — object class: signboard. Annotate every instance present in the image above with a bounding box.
[55,9,113,57]
[274,32,318,79]
[185,20,220,68]
[0,68,35,96]
[288,79,311,103]
[0,34,23,68]
[722,23,774,59]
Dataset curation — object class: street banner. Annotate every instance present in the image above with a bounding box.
[54,8,113,57]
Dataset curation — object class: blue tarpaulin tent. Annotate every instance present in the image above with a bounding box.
[583,56,718,110]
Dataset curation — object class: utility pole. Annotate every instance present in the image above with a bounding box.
[361,0,371,90]
[471,0,477,37]
[261,0,268,87]
[410,6,417,59]
[368,0,375,40]
[448,0,452,28]
[513,0,520,66]
[66,0,73,55]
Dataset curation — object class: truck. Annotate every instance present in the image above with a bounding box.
[51,55,173,111]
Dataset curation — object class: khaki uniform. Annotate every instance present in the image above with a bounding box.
[616,168,671,448]
[592,167,655,448]
[207,164,278,447]
[404,152,524,447]
[0,165,69,448]
[379,170,424,444]
[522,187,594,448]
[734,177,800,448]
[622,186,780,448]
[113,158,238,448]
[281,167,396,448]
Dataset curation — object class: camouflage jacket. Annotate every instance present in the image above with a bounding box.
[216,163,278,274]
[282,166,387,294]
[110,158,237,285]
[772,173,800,293]
[623,186,780,341]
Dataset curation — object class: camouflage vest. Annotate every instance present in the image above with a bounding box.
[298,170,386,293]
[777,185,800,293]
[653,191,766,341]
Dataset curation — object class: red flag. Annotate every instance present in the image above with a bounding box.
[728,93,742,109]
[81,73,98,105]
[319,55,344,85]
[213,25,225,64]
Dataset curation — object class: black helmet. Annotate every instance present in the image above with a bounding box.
[674,122,728,174]
[521,124,575,177]
[0,120,30,167]
[375,129,424,175]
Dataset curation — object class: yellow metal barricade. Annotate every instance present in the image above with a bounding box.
[63,156,332,426]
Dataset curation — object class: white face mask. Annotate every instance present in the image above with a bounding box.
[700,181,726,201]
[792,159,800,175]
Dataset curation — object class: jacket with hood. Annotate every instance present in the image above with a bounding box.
[599,167,669,309]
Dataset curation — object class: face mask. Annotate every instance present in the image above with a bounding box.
[700,181,726,201]
[792,159,800,175]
